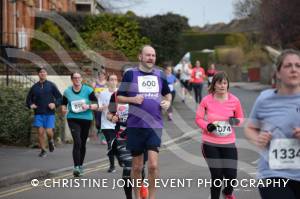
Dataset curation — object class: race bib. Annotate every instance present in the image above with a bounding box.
[71,99,86,113]
[269,139,300,170]
[168,84,174,91]
[196,71,202,79]
[117,104,129,123]
[138,76,159,93]
[212,121,232,137]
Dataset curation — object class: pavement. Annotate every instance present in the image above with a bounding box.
[0,81,270,188]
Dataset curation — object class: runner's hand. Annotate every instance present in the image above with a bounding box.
[111,115,119,123]
[133,95,144,105]
[30,104,37,109]
[48,103,56,110]
[257,131,272,148]
[82,104,89,111]
[207,123,217,132]
[293,128,300,139]
[228,117,240,126]
[160,100,170,111]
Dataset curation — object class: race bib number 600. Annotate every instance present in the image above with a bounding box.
[138,76,159,93]
[269,139,300,170]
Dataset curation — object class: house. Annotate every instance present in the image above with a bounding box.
[1,0,106,51]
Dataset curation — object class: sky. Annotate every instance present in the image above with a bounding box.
[115,0,235,27]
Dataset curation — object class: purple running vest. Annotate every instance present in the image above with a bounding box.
[127,68,163,128]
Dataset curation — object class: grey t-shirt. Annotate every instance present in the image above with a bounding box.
[249,89,300,181]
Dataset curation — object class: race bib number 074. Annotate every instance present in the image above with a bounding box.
[269,138,300,170]
[138,76,159,93]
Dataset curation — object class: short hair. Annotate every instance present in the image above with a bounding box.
[276,49,300,71]
[37,67,47,73]
[70,72,81,79]
[139,44,154,54]
[208,71,230,94]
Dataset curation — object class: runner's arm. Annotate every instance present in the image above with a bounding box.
[195,100,209,130]
[88,91,99,110]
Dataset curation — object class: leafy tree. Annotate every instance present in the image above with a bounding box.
[81,13,150,60]
[31,20,68,50]
[136,13,190,65]
[260,0,300,49]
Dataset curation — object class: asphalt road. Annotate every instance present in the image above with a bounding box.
[0,87,263,199]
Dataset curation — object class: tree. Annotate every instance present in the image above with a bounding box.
[260,0,300,49]
[136,13,190,65]
[233,0,261,19]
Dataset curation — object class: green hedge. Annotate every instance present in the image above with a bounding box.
[181,32,250,52]
[0,86,65,146]
[0,87,32,146]
[190,51,211,70]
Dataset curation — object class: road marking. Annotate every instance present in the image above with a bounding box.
[0,163,109,198]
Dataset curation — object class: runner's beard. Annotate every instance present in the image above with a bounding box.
[142,62,154,69]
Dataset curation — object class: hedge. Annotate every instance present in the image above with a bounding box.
[0,86,32,145]
[0,86,65,146]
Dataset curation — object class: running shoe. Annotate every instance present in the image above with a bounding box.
[73,166,81,177]
[223,194,236,199]
[48,139,55,152]
[38,150,47,158]
[140,183,148,199]
[79,166,84,176]
[107,166,116,173]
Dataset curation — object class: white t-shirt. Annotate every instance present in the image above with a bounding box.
[99,89,116,130]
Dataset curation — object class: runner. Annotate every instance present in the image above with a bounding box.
[61,72,99,177]
[195,71,244,199]
[180,59,192,103]
[207,63,217,87]
[107,86,147,199]
[26,67,62,157]
[98,74,118,173]
[245,49,300,199]
[92,70,107,145]
[117,45,171,199]
[191,60,206,103]
[164,65,177,121]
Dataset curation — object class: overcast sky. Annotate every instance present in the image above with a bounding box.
[115,0,235,27]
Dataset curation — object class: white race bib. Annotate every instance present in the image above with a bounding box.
[196,71,202,79]
[117,104,129,123]
[269,138,300,170]
[212,121,232,137]
[138,76,159,93]
[71,99,86,113]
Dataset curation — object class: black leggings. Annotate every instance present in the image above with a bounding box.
[102,129,117,167]
[192,83,203,103]
[202,142,238,199]
[67,118,91,167]
[259,178,300,199]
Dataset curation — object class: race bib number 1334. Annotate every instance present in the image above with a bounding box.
[269,138,300,170]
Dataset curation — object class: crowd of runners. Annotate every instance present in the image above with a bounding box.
[25,46,300,199]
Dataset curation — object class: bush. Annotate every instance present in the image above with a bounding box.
[181,32,230,52]
[0,86,65,146]
[31,20,68,51]
[215,47,245,66]
[0,86,32,146]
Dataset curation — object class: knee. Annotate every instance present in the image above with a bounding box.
[131,163,143,174]
[73,140,81,149]
[148,162,158,174]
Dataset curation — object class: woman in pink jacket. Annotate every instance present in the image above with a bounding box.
[195,71,244,199]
